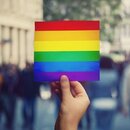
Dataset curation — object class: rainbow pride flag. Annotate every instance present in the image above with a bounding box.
[34,20,100,82]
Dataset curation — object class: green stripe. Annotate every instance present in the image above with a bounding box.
[34,51,100,62]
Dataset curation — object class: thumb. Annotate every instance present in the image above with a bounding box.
[60,75,72,100]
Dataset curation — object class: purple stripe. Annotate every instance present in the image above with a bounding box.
[34,71,100,82]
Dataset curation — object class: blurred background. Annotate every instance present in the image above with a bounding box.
[0,0,130,130]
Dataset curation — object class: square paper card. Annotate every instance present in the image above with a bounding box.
[34,20,100,82]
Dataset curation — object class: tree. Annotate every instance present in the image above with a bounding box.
[44,0,122,42]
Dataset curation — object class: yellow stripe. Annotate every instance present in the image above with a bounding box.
[35,31,99,41]
[34,41,100,51]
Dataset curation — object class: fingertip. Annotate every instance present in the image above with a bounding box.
[50,82,56,87]
[50,82,60,90]
[70,81,82,86]
[70,81,86,96]
[60,75,69,82]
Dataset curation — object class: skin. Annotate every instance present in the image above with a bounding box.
[51,75,90,130]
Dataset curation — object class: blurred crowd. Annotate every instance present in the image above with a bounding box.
[0,55,130,130]
[0,62,40,130]
[79,55,130,130]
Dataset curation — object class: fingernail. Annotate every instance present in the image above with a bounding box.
[61,75,68,82]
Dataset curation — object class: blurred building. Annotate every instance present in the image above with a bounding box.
[114,0,130,54]
[0,0,43,68]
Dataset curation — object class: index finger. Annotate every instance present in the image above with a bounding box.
[70,81,87,96]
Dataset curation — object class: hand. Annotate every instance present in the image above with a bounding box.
[51,75,90,130]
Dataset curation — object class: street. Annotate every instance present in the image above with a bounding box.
[0,97,130,130]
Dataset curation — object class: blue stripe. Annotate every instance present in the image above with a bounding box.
[34,62,99,72]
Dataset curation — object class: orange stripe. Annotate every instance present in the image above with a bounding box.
[35,31,100,41]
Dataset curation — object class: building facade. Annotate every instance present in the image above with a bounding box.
[0,0,43,68]
[114,0,130,54]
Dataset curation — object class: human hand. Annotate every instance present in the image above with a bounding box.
[51,75,90,130]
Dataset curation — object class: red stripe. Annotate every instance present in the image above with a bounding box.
[35,20,100,31]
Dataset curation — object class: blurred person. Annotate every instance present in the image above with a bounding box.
[89,56,118,130]
[20,62,39,130]
[51,75,90,130]
[0,66,4,92]
[83,82,92,130]
[122,62,130,117]
[0,66,4,121]
[115,61,125,110]
[0,66,3,88]
[0,64,19,129]
[6,64,19,128]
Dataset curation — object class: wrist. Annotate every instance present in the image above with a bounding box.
[55,113,78,130]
